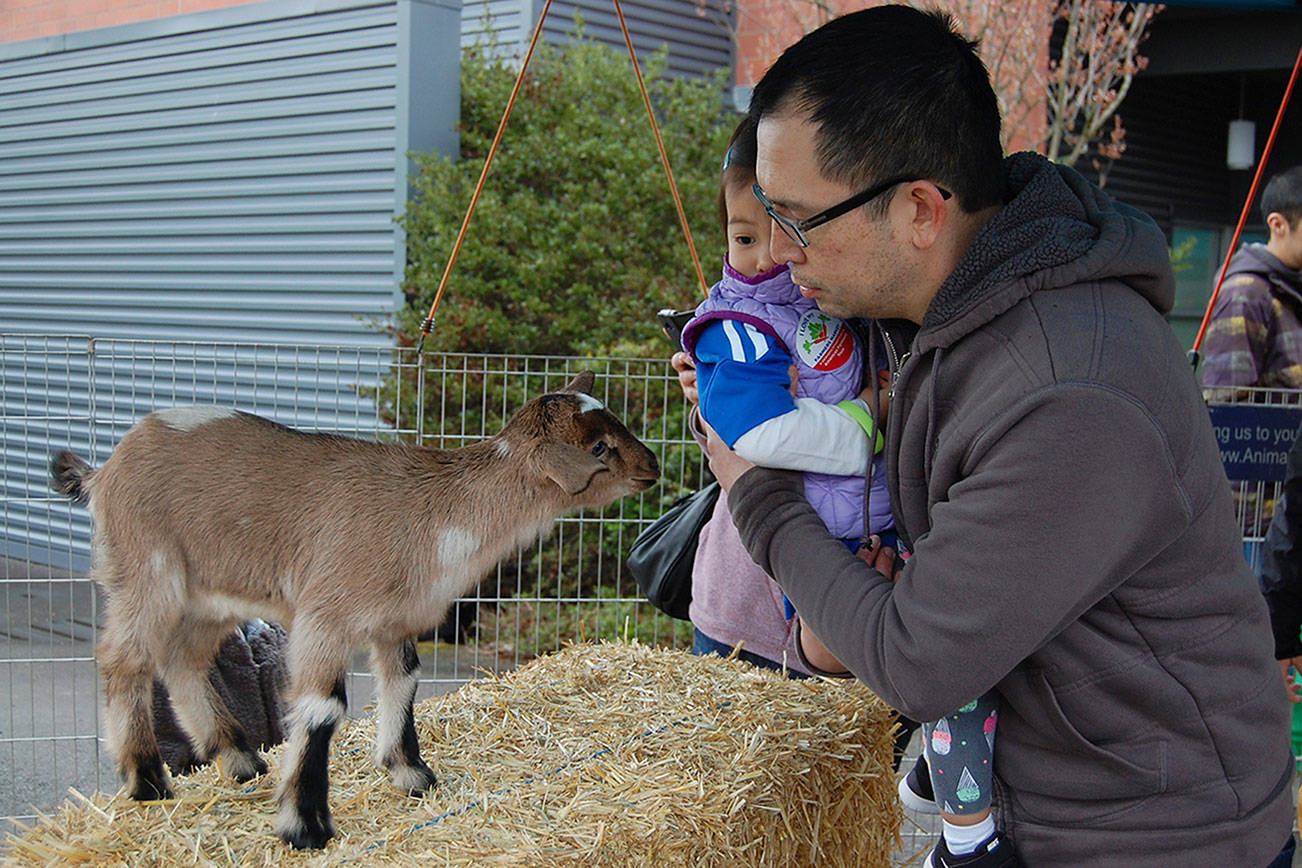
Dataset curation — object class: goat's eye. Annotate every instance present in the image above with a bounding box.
[590,442,608,458]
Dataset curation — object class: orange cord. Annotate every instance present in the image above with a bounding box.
[610,0,710,301]
[417,0,709,349]
[1189,44,1302,365]
[417,0,558,348]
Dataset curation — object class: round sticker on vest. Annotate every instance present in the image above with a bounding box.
[795,310,854,371]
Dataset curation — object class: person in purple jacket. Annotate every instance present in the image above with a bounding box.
[672,118,885,678]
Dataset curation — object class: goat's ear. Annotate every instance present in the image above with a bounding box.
[536,442,605,495]
[562,371,596,396]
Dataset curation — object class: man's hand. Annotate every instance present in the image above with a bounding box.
[1279,657,1302,703]
[857,535,901,580]
[703,417,755,493]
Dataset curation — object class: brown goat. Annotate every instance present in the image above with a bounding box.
[50,371,659,850]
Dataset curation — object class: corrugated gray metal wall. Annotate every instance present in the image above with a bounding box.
[0,0,459,345]
[462,0,733,81]
[0,0,460,571]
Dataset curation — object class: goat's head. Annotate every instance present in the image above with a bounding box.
[506,371,660,505]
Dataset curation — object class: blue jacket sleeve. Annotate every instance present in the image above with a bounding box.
[693,319,796,449]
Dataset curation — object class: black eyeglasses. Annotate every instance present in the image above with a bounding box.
[752,177,952,248]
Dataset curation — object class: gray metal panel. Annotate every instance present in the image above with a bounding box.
[0,0,459,346]
[542,0,732,80]
[0,0,460,570]
[461,0,732,80]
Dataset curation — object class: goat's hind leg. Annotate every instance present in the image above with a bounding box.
[98,602,173,801]
[371,637,436,795]
[159,616,268,783]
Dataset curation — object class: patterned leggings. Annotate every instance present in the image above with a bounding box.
[921,692,999,816]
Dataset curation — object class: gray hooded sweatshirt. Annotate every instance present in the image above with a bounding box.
[729,153,1294,866]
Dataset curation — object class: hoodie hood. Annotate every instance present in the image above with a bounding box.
[1225,243,1302,305]
[918,152,1175,354]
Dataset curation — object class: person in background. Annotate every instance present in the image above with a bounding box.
[1201,165,1302,399]
[705,6,1296,867]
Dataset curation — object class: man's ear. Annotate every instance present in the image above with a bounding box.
[1267,212,1290,240]
[535,442,605,495]
[902,181,949,251]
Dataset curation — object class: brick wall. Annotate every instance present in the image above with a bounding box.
[0,0,259,45]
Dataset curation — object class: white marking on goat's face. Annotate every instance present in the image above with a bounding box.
[438,527,480,568]
[575,394,605,413]
[152,406,236,431]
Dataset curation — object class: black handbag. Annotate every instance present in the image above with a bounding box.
[626,481,721,620]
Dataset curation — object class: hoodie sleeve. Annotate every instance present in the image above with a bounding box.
[728,385,1196,721]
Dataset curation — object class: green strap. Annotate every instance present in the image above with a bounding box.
[837,400,884,454]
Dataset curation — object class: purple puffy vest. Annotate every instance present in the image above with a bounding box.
[682,261,892,540]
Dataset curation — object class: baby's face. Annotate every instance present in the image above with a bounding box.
[724,178,776,278]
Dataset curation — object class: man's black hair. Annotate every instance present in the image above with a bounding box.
[748,5,1004,214]
[1262,166,1302,227]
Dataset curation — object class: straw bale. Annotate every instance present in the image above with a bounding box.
[2,641,900,867]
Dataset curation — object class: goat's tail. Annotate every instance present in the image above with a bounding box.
[50,451,94,505]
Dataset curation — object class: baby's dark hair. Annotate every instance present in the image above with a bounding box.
[717,117,758,232]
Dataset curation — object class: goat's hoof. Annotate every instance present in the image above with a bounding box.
[127,758,173,800]
[277,812,335,850]
[225,749,268,783]
[391,761,438,796]
[129,779,174,801]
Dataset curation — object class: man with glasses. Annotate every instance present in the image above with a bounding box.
[704,6,1296,867]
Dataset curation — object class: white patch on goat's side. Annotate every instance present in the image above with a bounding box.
[291,695,345,731]
[150,550,186,602]
[575,394,605,413]
[437,527,480,568]
[493,438,512,457]
[152,406,236,431]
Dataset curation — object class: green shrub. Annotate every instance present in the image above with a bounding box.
[395,25,737,358]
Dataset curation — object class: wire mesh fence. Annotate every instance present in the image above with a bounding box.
[1,335,1296,863]
[0,336,706,830]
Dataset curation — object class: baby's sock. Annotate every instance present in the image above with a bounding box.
[942,814,996,856]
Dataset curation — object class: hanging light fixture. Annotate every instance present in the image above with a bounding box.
[1227,74,1256,171]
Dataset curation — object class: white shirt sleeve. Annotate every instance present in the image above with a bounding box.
[732,398,873,476]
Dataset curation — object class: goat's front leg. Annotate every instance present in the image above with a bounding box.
[370,637,437,795]
[275,629,350,850]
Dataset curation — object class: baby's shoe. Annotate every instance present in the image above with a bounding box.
[898,755,940,814]
[928,833,1020,868]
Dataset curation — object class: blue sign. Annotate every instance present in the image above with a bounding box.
[1208,404,1302,482]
